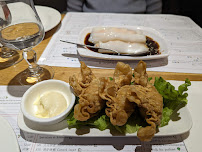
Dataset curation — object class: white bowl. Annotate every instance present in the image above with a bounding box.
[21,80,75,125]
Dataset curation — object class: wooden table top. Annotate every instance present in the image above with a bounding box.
[1,14,202,85]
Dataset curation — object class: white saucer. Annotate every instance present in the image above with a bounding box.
[0,116,20,152]
[7,3,61,33]
[36,5,61,32]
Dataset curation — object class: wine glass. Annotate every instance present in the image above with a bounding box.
[0,0,54,85]
[0,2,23,69]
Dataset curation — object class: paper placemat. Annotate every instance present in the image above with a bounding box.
[38,13,202,73]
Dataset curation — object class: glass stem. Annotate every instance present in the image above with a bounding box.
[23,49,40,77]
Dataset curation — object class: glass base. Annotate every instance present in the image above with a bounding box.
[0,48,23,70]
[18,65,54,85]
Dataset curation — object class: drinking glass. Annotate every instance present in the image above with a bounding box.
[0,2,23,69]
[0,0,54,85]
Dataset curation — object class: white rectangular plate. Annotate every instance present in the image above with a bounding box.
[77,26,169,60]
[18,84,192,137]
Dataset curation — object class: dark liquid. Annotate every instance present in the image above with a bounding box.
[84,33,98,52]
[84,33,160,56]
[146,37,160,55]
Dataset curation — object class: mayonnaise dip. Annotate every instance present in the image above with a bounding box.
[33,91,68,118]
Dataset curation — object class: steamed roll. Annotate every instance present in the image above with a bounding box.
[89,27,146,44]
[95,41,149,55]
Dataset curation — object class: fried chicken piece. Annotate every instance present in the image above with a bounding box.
[99,77,117,105]
[99,61,132,102]
[127,60,163,141]
[108,85,135,126]
[69,61,105,121]
[113,62,133,89]
[133,60,148,87]
[80,61,96,87]
[69,61,95,96]
[128,84,163,141]
[74,78,105,121]
[99,77,135,126]
[69,75,82,96]
[99,62,134,126]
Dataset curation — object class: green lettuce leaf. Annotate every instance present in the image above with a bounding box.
[67,108,146,134]
[160,107,173,127]
[92,114,110,131]
[67,110,110,130]
[114,113,146,134]
[154,77,191,126]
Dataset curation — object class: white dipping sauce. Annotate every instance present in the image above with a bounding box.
[33,91,68,118]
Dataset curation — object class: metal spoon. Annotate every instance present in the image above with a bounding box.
[60,40,150,56]
[60,40,120,55]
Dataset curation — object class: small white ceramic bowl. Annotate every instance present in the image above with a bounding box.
[21,79,75,125]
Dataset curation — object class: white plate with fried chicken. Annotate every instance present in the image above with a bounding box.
[18,61,192,142]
